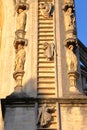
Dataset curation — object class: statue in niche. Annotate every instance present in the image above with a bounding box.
[40,2,54,18]
[37,104,55,127]
[14,43,26,72]
[43,42,55,61]
[66,45,78,72]
[16,5,27,31]
[64,7,75,31]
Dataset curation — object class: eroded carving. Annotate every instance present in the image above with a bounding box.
[16,5,27,31]
[13,0,29,92]
[63,6,75,31]
[63,0,77,48]
[66,45,78,72]
[66,45,79,92]
[14,43,26,72]
[43,42,55,61]
[40,2,54,18]
[37,104,55,127]
[13,43,26,90]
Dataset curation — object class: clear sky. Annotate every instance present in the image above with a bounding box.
[75,0,87,46]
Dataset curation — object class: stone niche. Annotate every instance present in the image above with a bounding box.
[60,104,87,130]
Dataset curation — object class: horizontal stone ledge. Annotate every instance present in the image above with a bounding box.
[1,94,87,104]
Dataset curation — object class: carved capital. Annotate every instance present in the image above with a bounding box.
[63,1,74,12]
[14,38,28,49]
[16,2,29,13]
[64,30,78,49]
[64,38,78,49]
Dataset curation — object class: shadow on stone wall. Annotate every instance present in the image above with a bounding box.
[6,78,37,99]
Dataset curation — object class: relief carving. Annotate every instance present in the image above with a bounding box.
[43,42,55,61]
[37,104,55,127]
[40,2,54,18]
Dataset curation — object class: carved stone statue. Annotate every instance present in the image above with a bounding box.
[40,2,54,18]
[14,44,26,72]
[64,7,75,31]
[37,104,55,127]
[43,42,54,61]
[16,6,27,31]
[66,45,78,72]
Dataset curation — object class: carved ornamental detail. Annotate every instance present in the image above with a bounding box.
[63,0,79,92]
[13,0,29,92]
[37,104,55,127]
[63,0,77,48]
[40,2,54,18]
[43,42,55,61]
[66,45,78,72]
[66,45,79,92]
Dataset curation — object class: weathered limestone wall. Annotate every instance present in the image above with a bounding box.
[0,0,16,98]
[0,0,4,48]
[0,0,38,98]
[4,105,36,130]
[60,103,87,130]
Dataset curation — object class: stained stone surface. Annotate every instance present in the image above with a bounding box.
[4,106,36,130]
[60,104,87,130]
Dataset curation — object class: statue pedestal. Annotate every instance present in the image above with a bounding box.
[13,71,24,92]
[68,71,79,93]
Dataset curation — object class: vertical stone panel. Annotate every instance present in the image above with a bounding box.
[60,104,87,130]
[23,0,38,97]
[4,106,36,130]
[0,0,16,98]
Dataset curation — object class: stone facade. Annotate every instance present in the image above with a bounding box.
[0,0,87,130]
